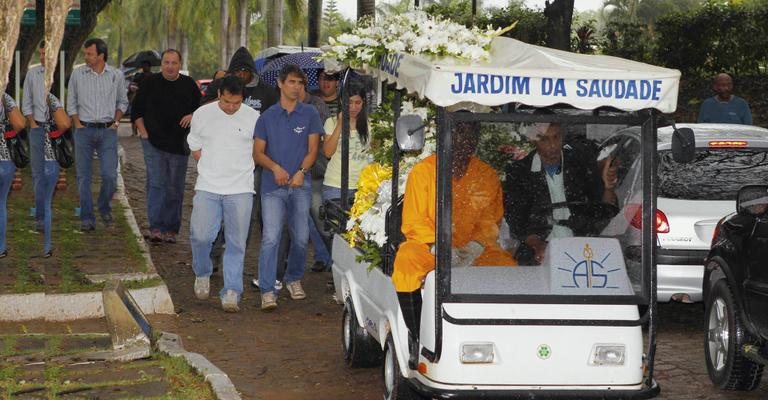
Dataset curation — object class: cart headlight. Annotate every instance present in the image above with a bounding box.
[461,343,494,364]
[590,344,625,366]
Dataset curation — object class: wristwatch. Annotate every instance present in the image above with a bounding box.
[298,167,308,174]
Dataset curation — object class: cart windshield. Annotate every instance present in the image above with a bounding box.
[441,117,650,304]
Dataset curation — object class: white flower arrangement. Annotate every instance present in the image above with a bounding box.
[321,10,514,71]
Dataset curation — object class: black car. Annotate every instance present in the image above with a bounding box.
[704,184,768,391]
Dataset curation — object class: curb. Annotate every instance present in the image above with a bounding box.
[157,331,242,400]
[0,147,174,321]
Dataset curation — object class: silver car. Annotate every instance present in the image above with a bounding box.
[599,123,768,302]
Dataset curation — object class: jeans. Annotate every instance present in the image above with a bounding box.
[277,178,331,271]
[211,168,261,259]
[29,127,45,224]
[74,127,118,225]
[0,160,15,253]
[258,183,312,294]
[190,190,252,299]
[141,139,188,233]
[322,185,356,203]
[35,160,60,253]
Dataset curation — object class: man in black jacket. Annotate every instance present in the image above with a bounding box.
[200,47,278,114]
[132,49,201,243]
[504,119,618,265]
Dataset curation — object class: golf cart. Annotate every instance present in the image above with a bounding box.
[326,36,687,399]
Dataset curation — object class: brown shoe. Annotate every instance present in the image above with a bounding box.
[149,229,162,243]
[163,232,177,243]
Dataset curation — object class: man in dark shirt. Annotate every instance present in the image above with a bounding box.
[200,46,278,114]
[314,70,341,117]
[132,49,201,243]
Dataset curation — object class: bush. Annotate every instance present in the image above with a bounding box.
[655,1,768,78]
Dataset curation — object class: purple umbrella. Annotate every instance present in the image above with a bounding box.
[259,52,323,91]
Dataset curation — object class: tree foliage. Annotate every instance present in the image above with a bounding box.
[654,0,768,77]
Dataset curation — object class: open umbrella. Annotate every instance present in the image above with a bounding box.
[122,50,162,68]
[259,52,323,91]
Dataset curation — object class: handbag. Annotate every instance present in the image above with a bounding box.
[49,129,75,168]
[4,130,30,168]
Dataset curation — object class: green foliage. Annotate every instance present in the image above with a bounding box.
[600,20,654,63]
[423,0,547,46]
[320,0,355,46]
[572,19,598,54]
[655,1,768,77]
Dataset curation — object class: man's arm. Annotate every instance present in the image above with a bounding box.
[66,70,79,120]
[21,71,34,127]
[288,133,320,188]
[114,70,129,123]
[254,138,290,186]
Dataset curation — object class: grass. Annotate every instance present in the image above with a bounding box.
[0,334,216,400]
[2,166,157,294]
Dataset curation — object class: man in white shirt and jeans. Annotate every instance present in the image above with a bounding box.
[187,75,260,312]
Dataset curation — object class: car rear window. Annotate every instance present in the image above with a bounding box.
[659,148,768,200]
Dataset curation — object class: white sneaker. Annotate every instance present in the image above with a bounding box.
[261,292,278,311]
[252,279,283,291]
[286,281,306,300]
[221,289,239,312]
[194,276,210,300]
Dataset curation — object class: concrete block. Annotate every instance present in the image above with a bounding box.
[102,280,152,350]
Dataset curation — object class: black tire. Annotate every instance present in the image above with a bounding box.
[704,279,764,390]
[383,334,420,400]
[342,299,383,368]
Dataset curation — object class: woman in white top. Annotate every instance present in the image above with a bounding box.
[322,82,371,202]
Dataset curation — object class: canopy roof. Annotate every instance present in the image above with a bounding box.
[367,36,681,113]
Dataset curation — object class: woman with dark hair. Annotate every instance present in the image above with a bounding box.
[321,82,371,201]
[0,93,23,258]
[36,94,69,257]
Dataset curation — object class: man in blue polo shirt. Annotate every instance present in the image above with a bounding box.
[254,64,321,311]
[697,73,752,125]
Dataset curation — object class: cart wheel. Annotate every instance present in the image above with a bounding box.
[383,334,420,400]
[704,279,764,390]
[342,299,383,368]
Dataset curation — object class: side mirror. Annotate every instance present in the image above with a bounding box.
[395,114,425,151]
[736,185,768,216]
[671,127,695,163]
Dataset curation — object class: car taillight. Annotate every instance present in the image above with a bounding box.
[656,210,670,233]
[625,205,669,233]
[708,140,747,148]
[711,217,726,247]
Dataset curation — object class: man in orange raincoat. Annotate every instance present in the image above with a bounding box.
[392,118,516,368]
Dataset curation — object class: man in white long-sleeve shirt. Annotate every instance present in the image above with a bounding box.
[187,75,260,312]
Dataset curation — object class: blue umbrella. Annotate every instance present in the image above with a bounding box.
[259,52,323,91]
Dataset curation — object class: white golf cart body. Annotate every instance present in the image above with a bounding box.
[331,36,680,398]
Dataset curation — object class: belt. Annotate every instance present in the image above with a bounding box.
[34,120,46,126]
[82,121,114,129]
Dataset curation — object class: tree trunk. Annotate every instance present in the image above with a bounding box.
[267,0,283,47]
[181,32,189,72]
[227,13,236,61]
[308,0,322,47]
[236,0,248,48]
[357,0,374,20]
[220,0,229,69]
[61,0,113,86]
[543,0,574,51]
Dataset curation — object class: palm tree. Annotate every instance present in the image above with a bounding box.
[308,0,322,47]
[358,0,375,20]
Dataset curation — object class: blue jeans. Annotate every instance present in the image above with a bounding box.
[190,190,252,299]
[259,183,312,294]
[141,139,188,233]
[74,127,118,225]
[322,185,356,203]
[35,160,60,253]
[0,160,15,253]
[29,127,46,224]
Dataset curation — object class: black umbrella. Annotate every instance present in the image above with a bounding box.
[122,50,162,68]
